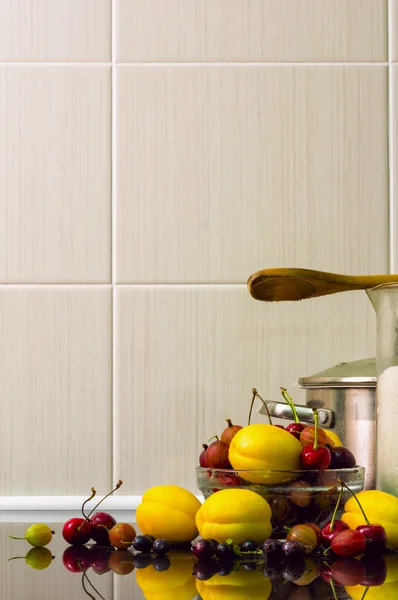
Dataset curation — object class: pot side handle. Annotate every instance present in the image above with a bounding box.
[258,402,334,429]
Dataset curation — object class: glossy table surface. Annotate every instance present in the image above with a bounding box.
[0,511,394,599]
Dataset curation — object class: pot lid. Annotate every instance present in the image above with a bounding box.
[298,357,376,388]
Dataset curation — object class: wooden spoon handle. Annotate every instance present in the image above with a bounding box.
[247,268,398,302]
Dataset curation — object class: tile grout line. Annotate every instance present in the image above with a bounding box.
[0,61,391,67]
[389,0,396,273]
[111,0,118,536]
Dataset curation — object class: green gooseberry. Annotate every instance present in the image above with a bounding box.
[8,523,55,547]
[8,547,55,570]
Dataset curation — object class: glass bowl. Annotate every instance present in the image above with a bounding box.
[197,466,365,536]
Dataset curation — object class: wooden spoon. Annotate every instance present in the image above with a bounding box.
[247,268,398,302]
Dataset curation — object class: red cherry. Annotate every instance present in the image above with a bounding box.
[286,422,305,439]
[62,545,92,572]
[274,424,285,430]
[356,524,387,553]
[328,558,367,587]
[321,520,349,546]
[300,445,331,469]
[330,529,367,557]
[62,518,92,546]
[199,444,208,467]
[90,512,117,545]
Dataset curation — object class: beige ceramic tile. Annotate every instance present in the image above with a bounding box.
[1,522,113,599]
[116,0,387,62]
[115,286,376,494]
[0,288,111,495]
[392,0,398,61]
[116,66,388,284]
[0,0,110,61]
[392,66,398,268]
[0,67,111,283]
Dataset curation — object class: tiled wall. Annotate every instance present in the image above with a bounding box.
[0,1,392,498]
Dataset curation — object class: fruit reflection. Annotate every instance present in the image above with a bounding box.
[345,554,398,599]
[196,568,272,600]
[135,552,196,600]
[8,546,54,570]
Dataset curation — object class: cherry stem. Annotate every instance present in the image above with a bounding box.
[208,435,219,443]
[329,481,344,531]
[86,480,123,519]
[248,388,273,425]
[313,408,319,450]
[81,487,97,521]
[226,418,233,427]
[82,571,107,600]
[329,578,339,600]
[280,387,300,423]
[338,479,370,525]
[361,587,370,600]
[81,573,96,600]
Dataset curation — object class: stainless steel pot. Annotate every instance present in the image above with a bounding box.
[262,358,376,490]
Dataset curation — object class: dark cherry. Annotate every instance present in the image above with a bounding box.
[330,529,367,557]
[133,535,154,553]
[320,520,349,546]
[62,518,92,546]
[356,524,387,552]
[282,540,306,559]
[191,538,216,560]
[274,425,285,430]
[90,511,116,545]
[62,545,92,573]
[152,556,171,571]
[300,445,331,470]
[330,446,357,469]
[240,540,258,553]
[152,539,170,555]
[199,444,208,467]
[262,539,284,560]
[193,558,220,580]
[89,544,112,574]
[360,554,387,586]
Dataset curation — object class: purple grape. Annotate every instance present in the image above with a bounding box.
[282,557,306,581]
[263,559,283,579]
[240,540,258,553]
[242,561,257,571]
[282,540,306,559]
[133,535,154,553]
[152,539,170,555]
[193,558,219,580]
[191,538,216,560]
[133,554,152,569]
[216,542,235,558]
[217,559,234,576]
[261,539,284,560]
[152,555,170,571]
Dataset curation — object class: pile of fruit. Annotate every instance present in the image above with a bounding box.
[197,388,361,530]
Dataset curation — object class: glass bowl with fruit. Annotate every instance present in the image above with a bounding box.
[197,388,365,536]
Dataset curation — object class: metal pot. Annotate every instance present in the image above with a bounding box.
[263,358,376,490]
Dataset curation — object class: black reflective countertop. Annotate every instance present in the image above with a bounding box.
[0,512,394,599]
